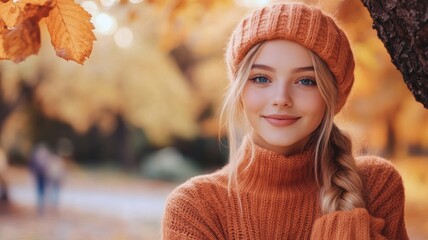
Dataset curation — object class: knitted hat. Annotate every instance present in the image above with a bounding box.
[226,2,354,113]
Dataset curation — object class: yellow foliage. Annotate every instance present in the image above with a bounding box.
[395,98,428,149]
[119,44,199,145]
[11,22,200,146]
[152,0,233,51]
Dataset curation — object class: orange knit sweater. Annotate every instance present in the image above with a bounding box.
[162,144,408,239]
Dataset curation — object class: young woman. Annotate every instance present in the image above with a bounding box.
[162,2,408,239]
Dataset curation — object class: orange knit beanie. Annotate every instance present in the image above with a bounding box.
[226,2,354,113]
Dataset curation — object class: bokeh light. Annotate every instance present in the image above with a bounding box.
[114,27,133,48]
[93,13,117,35]
[81,0,99,16]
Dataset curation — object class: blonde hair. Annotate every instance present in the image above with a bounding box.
[220,43,263,203]
[220,42,365,214]
[309,51,365,213]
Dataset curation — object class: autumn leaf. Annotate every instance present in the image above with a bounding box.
[0,38,5,59]
[0,0,52,62]
[0,1,21,28]
[16,0,53,20]
[45,0,95,64]
[0,0,51,31]
[0,0,95,64]
[2,20,41,62]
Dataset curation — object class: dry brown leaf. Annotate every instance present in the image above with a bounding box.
[16,0,52,20]
[2,20,41,62]
[19,0,52,5]
[0,37,6,59]
[0,19,4,34]
[0,0,52,62]
[45,0,95,64]
[0,0,51,31]
[0,1,22,28]
[0,19,4,59]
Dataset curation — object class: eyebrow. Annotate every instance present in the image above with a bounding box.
[251,64,314,73]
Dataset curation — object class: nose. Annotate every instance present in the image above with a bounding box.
[272,84,292,108]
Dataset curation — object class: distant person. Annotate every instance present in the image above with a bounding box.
[162,2,408,239]
[0,148,8,203]
[30,143,67,215]
[45,138,72,211]
[30,144,50,215]
[45,151,65,211]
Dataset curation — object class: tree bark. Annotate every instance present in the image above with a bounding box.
[361,0,428,109]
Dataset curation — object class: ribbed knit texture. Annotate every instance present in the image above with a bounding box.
[225,3,354,113]
[162,144,408,239]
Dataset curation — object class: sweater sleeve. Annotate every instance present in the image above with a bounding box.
[310,156,408,240]
[162,177,225,240]
[310,208,385,239]
[359,156,408,239]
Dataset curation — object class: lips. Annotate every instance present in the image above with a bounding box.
[262,114,300,127]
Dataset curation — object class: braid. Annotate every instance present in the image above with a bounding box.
[319,124,365,214]
[309,51,365,214]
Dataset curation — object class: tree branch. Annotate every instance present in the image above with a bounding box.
[362,0,428,108]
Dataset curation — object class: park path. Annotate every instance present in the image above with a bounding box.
[0,166,178,240]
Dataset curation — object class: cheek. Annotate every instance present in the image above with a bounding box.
[297,92,326,120]
[311,95,326,121]
[242,86,262,114]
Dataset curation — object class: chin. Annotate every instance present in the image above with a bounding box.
[263,139,300,149]
[262,134,308,152]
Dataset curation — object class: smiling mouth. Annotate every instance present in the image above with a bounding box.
[262,115,300,127]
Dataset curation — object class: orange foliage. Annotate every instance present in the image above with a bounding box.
[0,0,95,64]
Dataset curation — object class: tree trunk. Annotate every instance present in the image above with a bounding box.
[361,0,428,109]
[0,176,8,202]
[0,67,42,205]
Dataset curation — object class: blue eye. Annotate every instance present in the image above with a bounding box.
[250,76,270,84]
[298,78,316,86]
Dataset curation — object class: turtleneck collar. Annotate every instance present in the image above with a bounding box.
[237,142,317,192]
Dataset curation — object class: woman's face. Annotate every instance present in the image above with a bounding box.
[242,40,326,155]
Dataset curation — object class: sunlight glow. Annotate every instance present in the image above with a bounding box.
[81,1,99,15]
[114,27,133,48]
[129,0,144,4]
[235,0,270,7]
[94,13,118,35]
[100,0,118,8]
